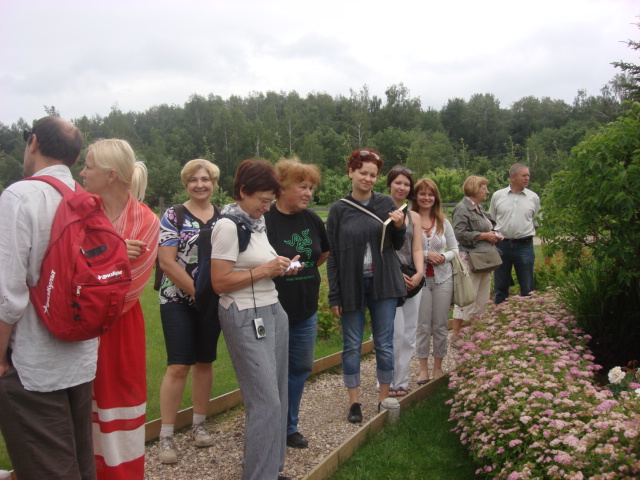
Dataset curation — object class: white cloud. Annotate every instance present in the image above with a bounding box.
[0,0,637,124]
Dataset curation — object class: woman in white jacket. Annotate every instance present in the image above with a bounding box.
[413,178,458,384]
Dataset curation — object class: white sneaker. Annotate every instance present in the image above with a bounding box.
[193,422,214,447]
[158,436,178,464]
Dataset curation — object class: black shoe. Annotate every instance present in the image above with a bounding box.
[348,402,363,423]
[286,432,309,449]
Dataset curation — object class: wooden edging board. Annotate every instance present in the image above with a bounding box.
[302,375,449,480]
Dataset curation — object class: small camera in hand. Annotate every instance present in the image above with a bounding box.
[253,318,266,339]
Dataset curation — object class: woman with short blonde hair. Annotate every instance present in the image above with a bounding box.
[156,158,223,464]
[451,175,501,347]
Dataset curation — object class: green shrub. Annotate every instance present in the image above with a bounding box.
[558,261,640,371]
[540,102,640,293]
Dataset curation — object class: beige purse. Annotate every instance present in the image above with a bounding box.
[451,251,476,307]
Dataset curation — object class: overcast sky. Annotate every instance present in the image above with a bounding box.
[1,0,638,126]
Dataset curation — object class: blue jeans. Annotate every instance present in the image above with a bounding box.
[340,278,397,388]
[287,312,317,436]
[494,239,535,304]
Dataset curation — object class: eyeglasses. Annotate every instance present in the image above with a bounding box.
[256,197,274,206]
[392,167,413,175]
[23,129,33,142]
[359,150,380,160]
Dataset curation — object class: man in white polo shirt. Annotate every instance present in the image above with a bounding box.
[489,163,540,304]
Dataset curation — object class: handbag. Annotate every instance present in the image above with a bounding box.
[465,207,502,274]
[467,247,502,273]
[400,264,425,299]
[451,251,476,307]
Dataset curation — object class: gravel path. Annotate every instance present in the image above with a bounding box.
[144,333,461,480]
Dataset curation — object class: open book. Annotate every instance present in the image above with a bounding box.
[380,203,408,252]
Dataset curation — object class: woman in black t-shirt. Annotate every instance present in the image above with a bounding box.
[264,158,329,450]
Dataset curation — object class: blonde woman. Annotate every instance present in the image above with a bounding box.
[80,139,160,480]
[451,176,500,346]
[156,159,222,464]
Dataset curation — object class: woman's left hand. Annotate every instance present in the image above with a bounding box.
[125,239,148,260]
[426,251,445,265]
[388,208,405,228]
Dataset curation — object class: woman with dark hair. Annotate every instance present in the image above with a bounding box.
[386,166,424,397]
[211,159,300,480]
[413,178,458,384]
[264,157,329,450]
[80,139,160,480]
[326,149,406,424]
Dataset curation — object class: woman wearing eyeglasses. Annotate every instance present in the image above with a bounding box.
[385,166,424,397]
[211,159,300,480]
[326,149,406,424]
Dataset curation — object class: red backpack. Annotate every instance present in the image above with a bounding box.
[25,175,132,341]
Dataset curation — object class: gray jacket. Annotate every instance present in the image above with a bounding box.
[452,197,496,253]
[326,192,407,312]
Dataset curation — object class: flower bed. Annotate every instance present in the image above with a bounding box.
[447,289,640,479]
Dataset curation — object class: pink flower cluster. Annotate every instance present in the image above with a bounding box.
[448,290,640,479]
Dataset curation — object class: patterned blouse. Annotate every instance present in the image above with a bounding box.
[158,205,207,305]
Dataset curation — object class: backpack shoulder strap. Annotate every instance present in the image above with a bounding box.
[24,175,75,199]
[24,176,99,215]
[221,214,252,253]
[172,204,187,232]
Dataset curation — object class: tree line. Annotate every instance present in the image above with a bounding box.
[0,75,635,207]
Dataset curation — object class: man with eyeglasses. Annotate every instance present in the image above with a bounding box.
[489,163,540,304]
[0,116,98,479]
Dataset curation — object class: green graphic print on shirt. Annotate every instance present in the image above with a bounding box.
[284,228,312,260]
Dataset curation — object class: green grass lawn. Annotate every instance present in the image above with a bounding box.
[329,382,476,480]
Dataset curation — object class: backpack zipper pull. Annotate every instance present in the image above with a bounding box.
[76,286,81,296]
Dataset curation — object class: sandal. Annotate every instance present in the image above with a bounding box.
[416,378,430,386]
[452,336,464,348]
[395,386,409,397]
[388,388,398,397]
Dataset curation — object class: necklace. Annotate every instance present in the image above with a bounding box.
[421,216,435,236]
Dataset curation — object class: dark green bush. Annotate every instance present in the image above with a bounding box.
[558,261,640,371]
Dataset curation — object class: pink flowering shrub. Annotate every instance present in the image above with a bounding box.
[448,290,640,479]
